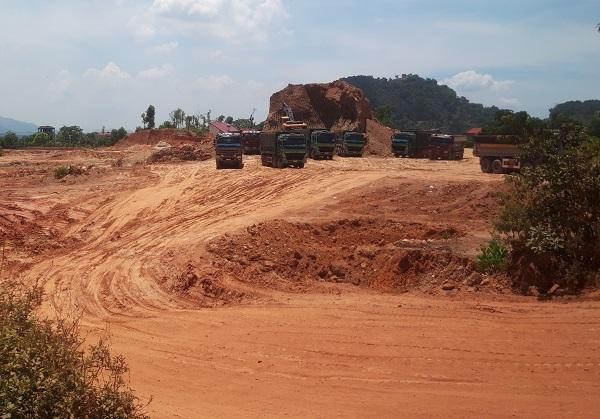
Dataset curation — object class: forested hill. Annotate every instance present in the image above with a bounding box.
[549,100,600,125]
[343,74,502,133]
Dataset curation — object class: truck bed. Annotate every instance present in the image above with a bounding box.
[473,143,520,158]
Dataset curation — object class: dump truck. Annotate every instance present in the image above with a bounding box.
[427,134,465,160]
[473,135,521,173]
[336,131,366,157]
[241,130,261,155]
[260,131,308,168]
[215,132,243,169]
[308,129,336,160]
[391,130,435,158]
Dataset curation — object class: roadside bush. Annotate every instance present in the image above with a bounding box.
[496,129,600,290]
[54,165,70,179]
[476,238,508,273]
[0,279,149,418]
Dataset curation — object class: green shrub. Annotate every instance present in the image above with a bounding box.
[0,280,149,418]
[54,165,70,179]
[496,131,599,287]
[476,239,508,273]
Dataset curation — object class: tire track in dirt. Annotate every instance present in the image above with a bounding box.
[26,158,391,320]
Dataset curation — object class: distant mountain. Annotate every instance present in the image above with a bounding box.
[549,100,600,125]
[342,74,502,133]
[0,116,38,136]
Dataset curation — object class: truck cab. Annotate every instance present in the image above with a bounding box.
[241,130,261,155]
[336,131,366,157]
[260,131,307,168]
[391,132,415,157]
[309,130,336,160]
[215,132,243,169]
[428,134,464,160]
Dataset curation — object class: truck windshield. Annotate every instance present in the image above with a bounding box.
[392,134,412,143]
[217,137,241,146]
[315,132,335,143]
[281,135,306,146]
[430,137,452,146]
[345,133,364,143]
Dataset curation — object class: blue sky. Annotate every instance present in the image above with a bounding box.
[0,0,598,131]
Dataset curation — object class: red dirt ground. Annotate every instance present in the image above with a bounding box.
[1,148,599,418]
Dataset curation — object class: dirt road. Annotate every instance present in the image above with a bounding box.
[2,149,599,418]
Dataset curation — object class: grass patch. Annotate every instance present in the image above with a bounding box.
[54,165,71,179]
[476,238,508,273]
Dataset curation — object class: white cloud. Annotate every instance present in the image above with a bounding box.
[134,0,287,42]
[196,74,234,90]
[137,63,175,80]
[84,62,131,80]
[442,70,513,92]
[151,41,179,54]
[151,0,224,18]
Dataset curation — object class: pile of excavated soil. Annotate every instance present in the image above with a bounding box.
[366,119,394,157]
[264,80,393,156]
[117,128,212,149]
[147,144,212,163]
[329,180,504,232]
[206,218,510,295]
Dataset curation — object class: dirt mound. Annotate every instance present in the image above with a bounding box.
[264,80,392,156]
[116,128,211,148]
[207,218,508,295]
[147,144,212,163]
[330,180,504,232]
[366,119,394,157]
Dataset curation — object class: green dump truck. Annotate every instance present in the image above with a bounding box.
[260,131,308,168]
[215,132,243,169]
[336,131,366,157]
[309,129,336,160]
[391,130,434,158]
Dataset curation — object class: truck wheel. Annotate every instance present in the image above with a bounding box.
[261,155,266,166]
[480,158,492,173]
[216,160,222,170]
[298,162,305,169]
[492,159,504,174]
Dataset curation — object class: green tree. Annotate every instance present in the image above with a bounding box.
[159,120,175,129]
[169,108,185,129]
[496,128,600,291]
[375,105,394,127]
[587,113,600,137]
[225,116,234,125]
[141,112,146,129]
[145,105,156,129]
[56,126,84,145]
[1,131,20,148]
[31,132,52,147]
[217,115,225,123]
[110,127,128,142]
[185,115,193,133]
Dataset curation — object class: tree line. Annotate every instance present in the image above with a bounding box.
[137,104,259,133]
[0,126,127,149]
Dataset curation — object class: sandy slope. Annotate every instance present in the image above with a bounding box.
[1,149,599,418]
